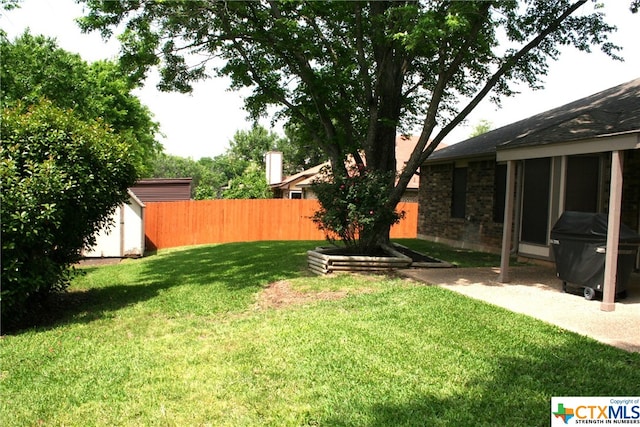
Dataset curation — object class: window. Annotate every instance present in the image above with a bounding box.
[521,158,551,244]
[289,191,302,199]
[565,156,599,212]
[493,164,507,223]
[451,167,467,219]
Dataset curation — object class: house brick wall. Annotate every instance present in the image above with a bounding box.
[419,150,640,255]
[418,160,504,252]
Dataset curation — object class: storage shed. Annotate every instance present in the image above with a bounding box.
[83,190,146,258]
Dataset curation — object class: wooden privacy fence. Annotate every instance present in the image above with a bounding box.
[144,199,418,250]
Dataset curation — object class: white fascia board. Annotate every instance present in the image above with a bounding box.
[496,132,640,162]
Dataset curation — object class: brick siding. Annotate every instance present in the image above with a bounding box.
[418,160,504,251]
[419,150,640,254]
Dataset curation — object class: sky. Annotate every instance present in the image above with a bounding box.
[2,0,639,160]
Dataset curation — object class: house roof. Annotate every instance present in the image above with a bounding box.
[395,134,449,188]
[126,189,145,208]
[272,162,329,190]
[273,135,445,191]
[425,77,640,163]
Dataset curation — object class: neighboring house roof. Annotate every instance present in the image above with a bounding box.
[274,162,329,190]
[396,134,427,190]
[426,77,640,163]
[273,135,444,190]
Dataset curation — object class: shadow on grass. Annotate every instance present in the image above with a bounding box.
[320,341,640,427]
[6,241,318,335]
[139,241,313,291]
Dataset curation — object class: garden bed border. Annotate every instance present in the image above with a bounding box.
[307,243,452,275]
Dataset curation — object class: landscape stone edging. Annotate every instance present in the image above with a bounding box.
[307,243,454,275]
[392,243,454,269]
[307,245,411,275]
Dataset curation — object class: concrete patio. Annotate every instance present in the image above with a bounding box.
[399,265,640,353]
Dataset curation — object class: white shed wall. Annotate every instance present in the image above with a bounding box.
[122,200,145,256]
[83,193,145,258]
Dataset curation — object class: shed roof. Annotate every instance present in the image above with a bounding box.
[425,77,640,163]
[126,189,145,208]
[129,178,193,202]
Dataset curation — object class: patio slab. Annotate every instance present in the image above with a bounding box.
[399,265,640,353]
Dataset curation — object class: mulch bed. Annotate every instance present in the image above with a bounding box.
[392,245,444,264]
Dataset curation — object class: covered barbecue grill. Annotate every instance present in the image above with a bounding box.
[550,211,640,300]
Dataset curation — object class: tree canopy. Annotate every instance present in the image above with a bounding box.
[0,31,161,175]
[79,0,623,248]
[469,119,493,138]
[147,124,317,199]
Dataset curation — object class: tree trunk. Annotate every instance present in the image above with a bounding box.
[360,3,409,251]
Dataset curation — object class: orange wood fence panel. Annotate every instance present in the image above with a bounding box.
[144,199,417,250]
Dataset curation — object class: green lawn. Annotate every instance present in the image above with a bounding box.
[1,240,639,426]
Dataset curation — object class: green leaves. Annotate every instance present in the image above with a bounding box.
[148,124,321,199]
[223,163,271,199]
[77,0,622,247]
[0,31,161,175]
[311,165,404,253]
[1,100,137,330]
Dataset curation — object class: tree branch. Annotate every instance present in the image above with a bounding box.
[393,0,587,205]
[423,0,588,162]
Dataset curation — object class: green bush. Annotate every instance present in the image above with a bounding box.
[311,165,404,254]
[0,100,137,329]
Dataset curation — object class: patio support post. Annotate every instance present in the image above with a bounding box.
[601,150,624,312]
[498,160,517,283]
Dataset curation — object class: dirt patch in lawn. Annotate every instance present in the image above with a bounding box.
[255,280,351,309]
[75,257,124,267]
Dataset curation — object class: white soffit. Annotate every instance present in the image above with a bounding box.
[496,132,640,162]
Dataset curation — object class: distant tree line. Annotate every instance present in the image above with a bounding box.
[147,124,325,199]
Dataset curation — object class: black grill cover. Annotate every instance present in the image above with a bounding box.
[550,211,640,292]
[551,211,640,244]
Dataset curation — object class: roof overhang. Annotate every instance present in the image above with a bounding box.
[126,189,146,208]
[423,152,496,166]
[496,130,640,162]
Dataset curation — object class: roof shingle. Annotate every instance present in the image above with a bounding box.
[426,77,640,163]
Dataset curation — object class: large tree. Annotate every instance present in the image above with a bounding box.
[79,0,622,250]
[282,123,327,175]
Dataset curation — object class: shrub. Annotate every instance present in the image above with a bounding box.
[0,100,137,329]
[311,165,404,254]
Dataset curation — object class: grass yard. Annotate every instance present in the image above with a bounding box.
[1,240,639,426]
